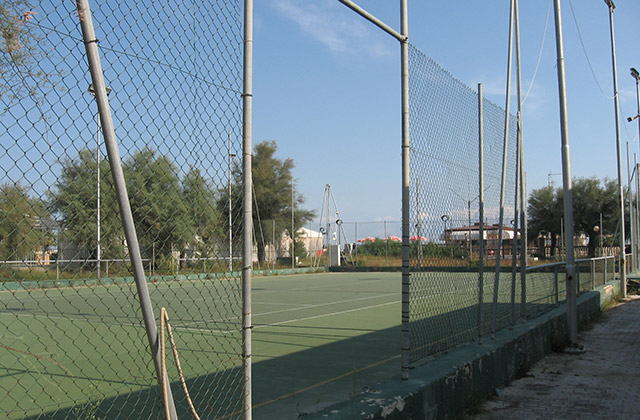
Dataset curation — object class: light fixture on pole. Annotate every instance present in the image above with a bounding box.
[440,214,450,243]
[629,67,640,133]
[87,83,111,280]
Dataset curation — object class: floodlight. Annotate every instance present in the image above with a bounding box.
[631,68,640,82]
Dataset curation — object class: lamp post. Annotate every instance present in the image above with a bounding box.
[629,68,640,126]
[629,68,640,272]
[449,187,489,259]
[441,214,450,244]
[88,84,111,279]
[604,0,627,297]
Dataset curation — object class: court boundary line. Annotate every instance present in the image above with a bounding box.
[254,300,399,329]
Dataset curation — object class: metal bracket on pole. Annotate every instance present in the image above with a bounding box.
[337,0,407,43]
[75,0,177,418]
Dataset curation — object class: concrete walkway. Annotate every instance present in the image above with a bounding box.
[465,295,640,420]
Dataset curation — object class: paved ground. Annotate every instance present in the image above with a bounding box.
[465,295,640,420]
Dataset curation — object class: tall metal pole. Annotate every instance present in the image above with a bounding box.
[337,0,410,382]
[626,142,635,271]
[478,83,485,341]
[75,0,177,417]
[605,0,626,297]
[96,110,101,279]
[637,160,640,267]
[88,84,110,279]
[291,179,295,269]
[552,0,578,345]
[400,0,411,381]
[631,68,640,271]
[468,199,472,258]
[492,0,515,335]
[242,0,254,417]
[417,178,423,264]
[514,0,527,321]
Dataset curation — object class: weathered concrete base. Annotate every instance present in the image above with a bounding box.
[307,281,620,420]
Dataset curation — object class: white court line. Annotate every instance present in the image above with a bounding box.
[1,311,240,335]
[253,300,399,329]
[252,301,313,307]
[179,292,398,324]
[252,292,397,318]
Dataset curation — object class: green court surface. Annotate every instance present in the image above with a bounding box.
[0,272,402,419]
[0,269,565,419]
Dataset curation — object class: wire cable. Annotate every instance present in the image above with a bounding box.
[568,0,615,100]
[522,0,551,105]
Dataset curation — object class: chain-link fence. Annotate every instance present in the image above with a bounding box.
[1,1,244,418]
[408,44,520,362]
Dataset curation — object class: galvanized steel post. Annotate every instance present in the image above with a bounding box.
[243,0,254,417]
[552,0,578,345]
[337,0,410,381]
[492,0,515,335]
[514,0,527,321]
[478,83,485,342]
[400,0,411,381]
[605,0,627,298]
[75,0,178,417]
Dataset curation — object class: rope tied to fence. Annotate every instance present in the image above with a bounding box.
[160,307,201,420]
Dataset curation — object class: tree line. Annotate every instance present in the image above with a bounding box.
[1,141,314,265]
[527,177,623,257]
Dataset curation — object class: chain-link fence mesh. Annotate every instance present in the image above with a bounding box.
[1,1,244,418]
[408,44,519,362]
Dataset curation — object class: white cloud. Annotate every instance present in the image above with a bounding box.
[272,0,393,58]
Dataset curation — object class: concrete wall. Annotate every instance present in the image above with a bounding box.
[307,281,620,420]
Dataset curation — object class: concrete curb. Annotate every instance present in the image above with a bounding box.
[307,280,620,420]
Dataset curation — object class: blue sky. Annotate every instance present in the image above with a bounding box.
[252,0,640,238]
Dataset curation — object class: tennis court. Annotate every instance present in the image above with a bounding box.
[1,269,565,419]
[1,272,402,419]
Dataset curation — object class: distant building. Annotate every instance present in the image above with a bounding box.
[441,223,520,257]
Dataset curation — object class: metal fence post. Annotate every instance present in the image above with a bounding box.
[478,83,485,342]
[75,0,178,417]
[576,261,580,294]
[400,0,411,382]
[492,0,515,335]
[243,0,254,417]
[553,0,578,346]
[554,265,559,305]
[605,0,627,298]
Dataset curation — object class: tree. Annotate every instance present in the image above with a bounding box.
[1,1,52,103]
[570,178,618,257]
[527,185,562,256]
[528,177,620,258]
[182,167,222,257]
[0,183,47,260]
[50,148,224,267]
[221,140,315,263]
[49,149,123,260]
[124,148,189,261]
